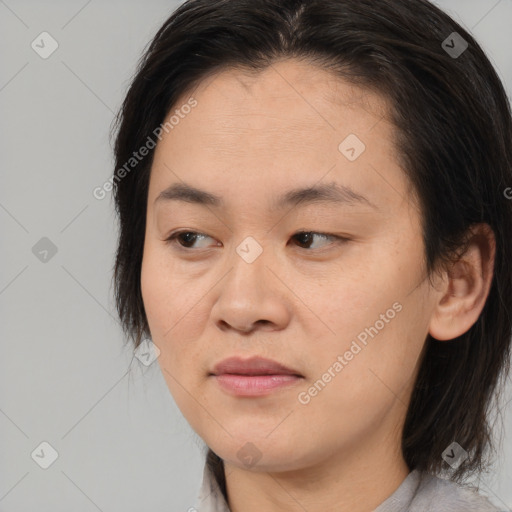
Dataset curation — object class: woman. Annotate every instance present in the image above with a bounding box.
[111,0,512,510]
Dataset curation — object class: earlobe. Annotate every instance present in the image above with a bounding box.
[428,223,496,342]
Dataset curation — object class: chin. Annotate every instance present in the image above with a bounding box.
[206,433,314,473]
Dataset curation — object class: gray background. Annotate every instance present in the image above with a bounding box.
[1,1,511,511]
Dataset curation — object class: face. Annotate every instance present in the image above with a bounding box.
[141,59,441,474]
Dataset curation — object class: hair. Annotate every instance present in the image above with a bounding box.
[111,0,512,494]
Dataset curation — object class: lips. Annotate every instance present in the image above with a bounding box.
[210,356,304,397]
[211,356,302,377]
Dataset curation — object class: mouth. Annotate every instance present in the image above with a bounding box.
[211,355,303,377]
[210,356,304,397]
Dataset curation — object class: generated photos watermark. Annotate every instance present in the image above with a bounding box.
[93,97,198,200]
[298,301,403,405]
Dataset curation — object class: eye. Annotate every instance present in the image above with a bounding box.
[165,231,218,249]
[165,230,346,251]
[290,231,344,250]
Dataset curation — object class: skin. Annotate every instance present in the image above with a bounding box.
[140,58,495,512]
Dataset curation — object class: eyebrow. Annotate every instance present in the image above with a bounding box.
[154,181,378,211]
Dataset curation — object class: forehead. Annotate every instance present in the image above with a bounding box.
[196,58,384,108]
[148,58,408,215]
[186,59,388,133]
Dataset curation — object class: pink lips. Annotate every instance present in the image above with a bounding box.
[210,356,303,397]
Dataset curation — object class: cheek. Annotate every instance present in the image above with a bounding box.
[337,303,426,409]
[140,254,171,339]
[304,264,429,409]
[140,247,212,376]
[141,246,196,332]
[294,312,423,451]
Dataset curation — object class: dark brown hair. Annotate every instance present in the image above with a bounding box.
[111,0,512,492]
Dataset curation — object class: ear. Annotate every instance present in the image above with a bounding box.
[428,223,496,341]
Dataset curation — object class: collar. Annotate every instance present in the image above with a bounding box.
[195,458,422,512]
[195,458,230,512]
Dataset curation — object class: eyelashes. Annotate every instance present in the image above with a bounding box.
[164,230,349,252]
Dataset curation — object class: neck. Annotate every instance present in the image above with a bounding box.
[223,430,410,512]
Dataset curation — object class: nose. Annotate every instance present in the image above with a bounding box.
[210,242,292,334]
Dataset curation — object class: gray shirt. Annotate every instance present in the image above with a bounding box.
[195,460,502,511]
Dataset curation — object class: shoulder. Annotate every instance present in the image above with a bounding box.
[410,471,502,512]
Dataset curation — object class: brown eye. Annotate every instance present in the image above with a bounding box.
[291,231,344,250]
[165,231,216,249]
[164,230,347,252]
